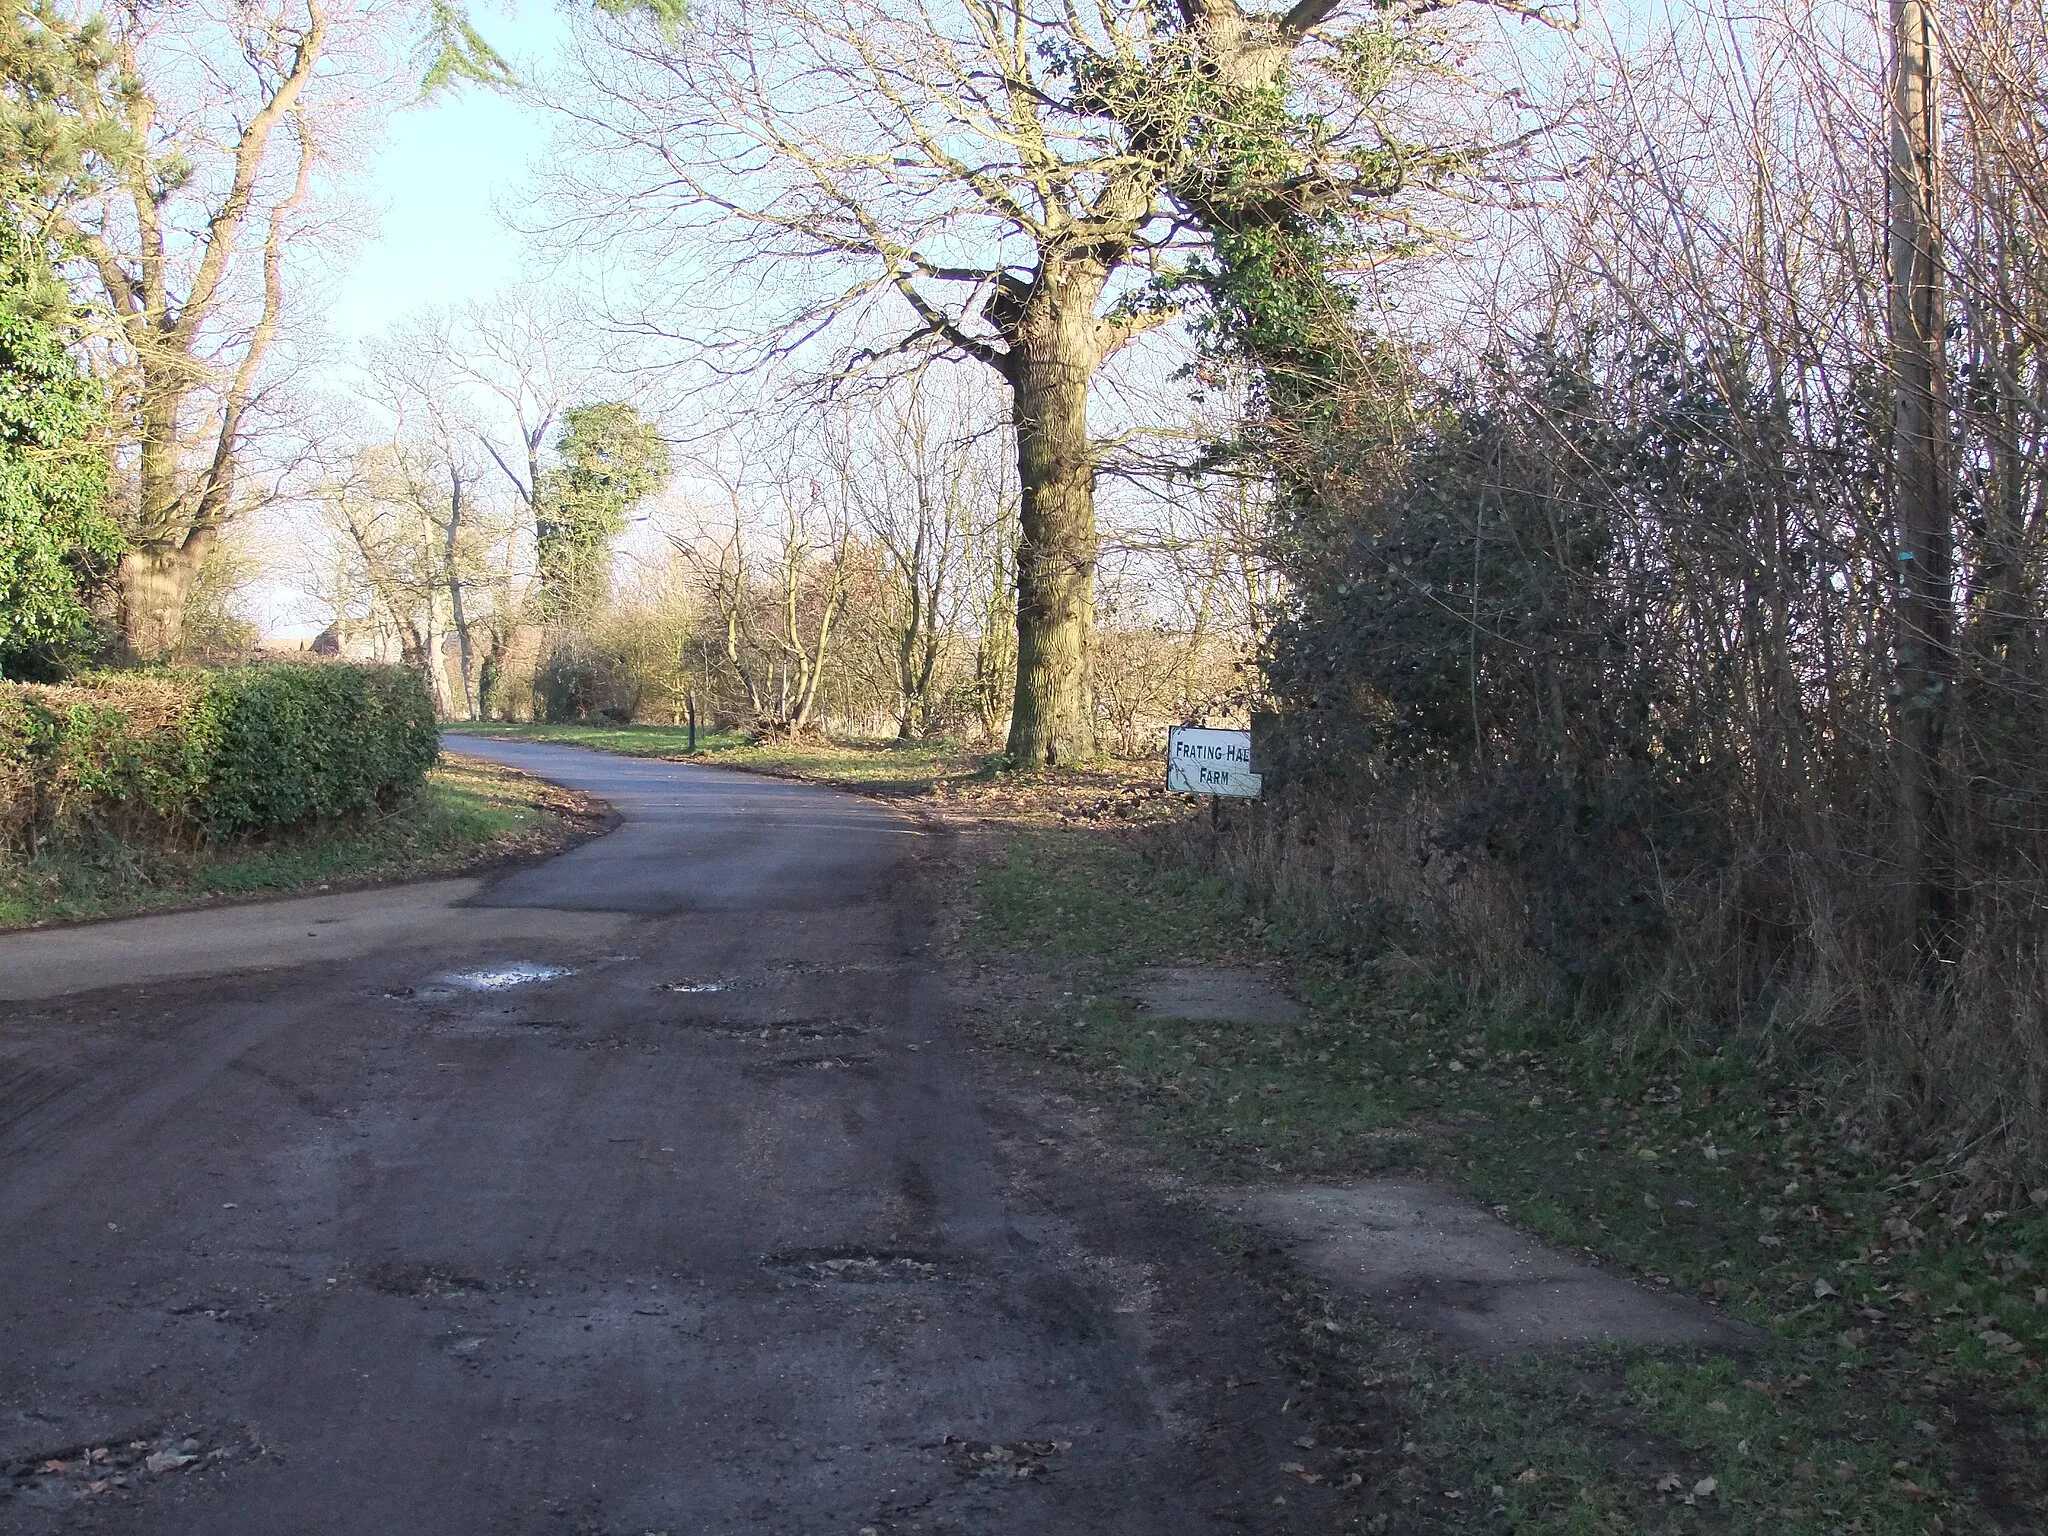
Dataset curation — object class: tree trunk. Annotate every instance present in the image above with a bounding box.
[1888,0,1956,953]
[446,467,477,720]
[118,529,215,660]
[1001,262,1106,767]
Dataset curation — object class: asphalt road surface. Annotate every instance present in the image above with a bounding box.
[0,742,1348,1534]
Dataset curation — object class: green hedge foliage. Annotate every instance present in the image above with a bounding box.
[0,663,438,857]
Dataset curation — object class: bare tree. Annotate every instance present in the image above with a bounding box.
[320,445,462,713]
[544,0,1446,762]
[1889,0,1956,947]
[829,369,1007,737]
[674,447,857,733]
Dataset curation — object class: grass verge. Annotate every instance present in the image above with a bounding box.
[0,754,606,930]
[441,720,998,796]
[971,825,2047,1535]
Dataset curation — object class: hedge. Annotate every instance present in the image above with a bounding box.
[0,663,439,858]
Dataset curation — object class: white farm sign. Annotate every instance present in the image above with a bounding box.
[1166,726,1262,798]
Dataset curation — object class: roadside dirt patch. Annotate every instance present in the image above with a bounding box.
[1215,1180,1756,1355]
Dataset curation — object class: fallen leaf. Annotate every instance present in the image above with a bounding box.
[1813,1278,1838,1300]
[1692,1476,1718,1500]
[1515,1468,1541,1484]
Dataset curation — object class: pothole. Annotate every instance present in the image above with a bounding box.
[662,1017,868,1043]
[444,1333,489,1366]
[743,1053,874,1077]
[940,1434,1067,1480]
[656,962,911,995]
[762,960,909,979]
[362,1260,490,1297]
[739,1021,869,1042]
[4,1428,248,1508]
[764,1250,943,1284]
[165,1297,273,1329]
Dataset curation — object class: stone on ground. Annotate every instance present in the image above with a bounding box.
[1131,966,1303,1025]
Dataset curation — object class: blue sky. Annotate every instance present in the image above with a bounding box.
[322,3,570,343]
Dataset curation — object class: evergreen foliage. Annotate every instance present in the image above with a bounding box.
[0,664,438,856]
[0,223,119,680]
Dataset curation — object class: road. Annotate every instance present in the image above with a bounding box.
[0,741,1345,1534]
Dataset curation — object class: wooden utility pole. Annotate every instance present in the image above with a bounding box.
[1889,0,1956,951]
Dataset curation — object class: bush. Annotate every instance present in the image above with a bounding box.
[533,634,642,723]
[0,663,438,857]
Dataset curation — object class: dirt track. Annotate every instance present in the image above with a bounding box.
[0,741,1362,1534]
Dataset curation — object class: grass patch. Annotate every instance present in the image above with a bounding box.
[0,755,595,930]
[443,720,998,796]
[969,824,2047,1534]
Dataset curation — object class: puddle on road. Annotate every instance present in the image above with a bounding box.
[389,962,575,1002]
[442,963,573,992]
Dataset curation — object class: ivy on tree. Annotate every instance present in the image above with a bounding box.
[533,402,671,619]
